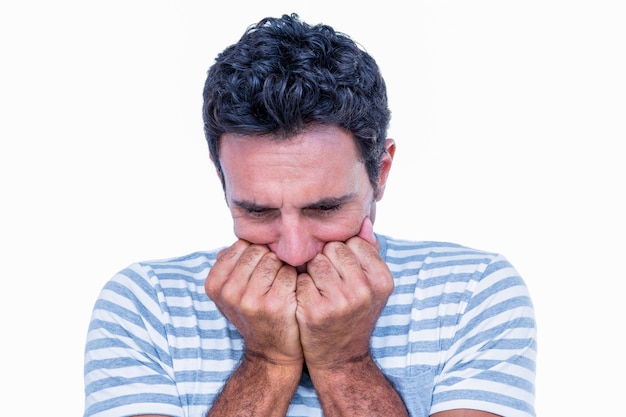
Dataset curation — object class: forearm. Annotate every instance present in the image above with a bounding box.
[308,354,409,417]
[207,352,302,417]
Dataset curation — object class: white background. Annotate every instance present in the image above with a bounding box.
[1,1,624,415]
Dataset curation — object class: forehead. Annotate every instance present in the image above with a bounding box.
[219,125,361,168]
[218,125,369,203]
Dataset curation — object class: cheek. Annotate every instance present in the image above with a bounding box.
[232,216,362,247]
[232,219,276,245]
[311,221,361,242]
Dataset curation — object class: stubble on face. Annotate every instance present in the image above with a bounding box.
[217,125,387,268]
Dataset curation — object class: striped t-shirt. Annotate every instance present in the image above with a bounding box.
[84,235,536,417]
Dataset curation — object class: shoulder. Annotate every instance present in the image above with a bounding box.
[95,249,223,311]
[376,236,536,417]
[137,249,222,273]
[114,250,221,286]
[378,234,532,307]
[378,234,504,275]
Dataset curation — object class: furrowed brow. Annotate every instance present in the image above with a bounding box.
[304,193,355,209]
[231,199,272,211]
[231,193,356,211]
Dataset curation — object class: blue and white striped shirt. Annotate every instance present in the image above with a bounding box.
[84,235,536,417]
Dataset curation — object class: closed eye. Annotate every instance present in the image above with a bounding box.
[232,193,354,220]
[305,204,342,217]
[242,207,278,219]
[232,199,278,220]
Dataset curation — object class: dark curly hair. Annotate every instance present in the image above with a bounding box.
[202,13,391,189]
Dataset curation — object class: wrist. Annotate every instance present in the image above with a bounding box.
[305,350,371,373]
[242,350,304,383]
[306,351,375,383]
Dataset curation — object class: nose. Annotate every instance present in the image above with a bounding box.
[271,216,319,268]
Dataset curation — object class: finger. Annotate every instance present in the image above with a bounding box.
[263,264,298,319]
[295,272,322,311]
[246,251,286,293]
[227,243,272,290]
[345,235,381,272]
[269,263,298,298]
[320,241,363,286]
[356,216,377,247]
[206,240,251,293]
[304,252,342,292]
[215,241,257,262]
[239,252,286,316]
[345,237,394,296]
[206,240,270,301]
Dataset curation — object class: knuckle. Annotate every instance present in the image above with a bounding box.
[352,283,372,301]
[204,279,218,297]
[371,275,394,305]
[216,240,249,263]
[382,275,394,295]
[254,252,282,278]
[275,264,297,285]
[239,292,258,316]
[330,242,359,267]
[307,254,335,277]
[219,281,240,303]
[238,244,269,267]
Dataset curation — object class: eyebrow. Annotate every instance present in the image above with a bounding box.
[231,193,356,211]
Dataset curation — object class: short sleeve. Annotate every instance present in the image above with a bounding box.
[83,263,183,417]
[430,255,537,417]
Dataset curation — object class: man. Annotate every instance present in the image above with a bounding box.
[84,14,536,417]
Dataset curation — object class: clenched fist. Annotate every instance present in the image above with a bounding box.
[205,217,394,371]
[295,217,394,370]
[205,240,303,365]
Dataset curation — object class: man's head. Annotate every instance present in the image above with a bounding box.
[202,13,391,190]
[202,14,395,269]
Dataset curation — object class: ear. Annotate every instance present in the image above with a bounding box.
[375,138,396,201]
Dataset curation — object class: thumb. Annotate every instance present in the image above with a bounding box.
[357,217,377,246]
